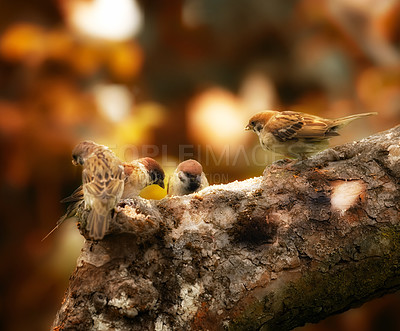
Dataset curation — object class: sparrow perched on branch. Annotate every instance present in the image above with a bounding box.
[42,157,165,241]
[122,157,165,198]
[167,159,209,196]
[245,110,377,159]
[71,141,125,240]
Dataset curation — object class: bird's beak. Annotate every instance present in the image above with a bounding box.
[245,125,251,131]
[190,175,201,183]
[72,159,78,166]
[156,179,165,189]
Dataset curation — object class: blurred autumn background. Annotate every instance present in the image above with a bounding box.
[1,0,400,330]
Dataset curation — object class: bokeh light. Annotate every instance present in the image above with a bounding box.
[63,0,143,41]
[188,87,248,151]
[0,24,46,65]
[93,84,133,123]
[239,71,278,111]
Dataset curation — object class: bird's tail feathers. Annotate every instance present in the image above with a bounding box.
[86,209,110,240]
[41,201,82,241]
[333,112,377,127]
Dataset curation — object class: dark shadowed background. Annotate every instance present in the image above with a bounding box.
[0,0,399,330]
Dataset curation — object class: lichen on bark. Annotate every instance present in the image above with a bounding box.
[53,126,400,331]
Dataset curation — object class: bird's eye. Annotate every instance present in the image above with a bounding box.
[251,121,255,126]
[254,124,262,132]
[72,154,83,165]
[178,171,187,183]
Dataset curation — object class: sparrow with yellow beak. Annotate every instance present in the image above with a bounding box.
[167,159,209,196]
[245,110,377,159]
[122,157,165,198]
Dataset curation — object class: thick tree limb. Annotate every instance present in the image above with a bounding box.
[52,126,400,331]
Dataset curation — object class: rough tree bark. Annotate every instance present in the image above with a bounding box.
[52,126,400,331]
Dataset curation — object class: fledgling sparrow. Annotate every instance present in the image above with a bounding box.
[72,140,125,240]
[167,159,209,196]
[122,157,165,198]
[245,110,377,159]
[42,157,165,241]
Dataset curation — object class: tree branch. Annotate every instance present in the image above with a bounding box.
[52,126,400,331]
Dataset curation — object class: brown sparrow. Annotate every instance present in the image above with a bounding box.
[42,157,164,241]
[167,159,209,196]
[122,157,165,198]
[72,140,125,240]
[245,110,377,159]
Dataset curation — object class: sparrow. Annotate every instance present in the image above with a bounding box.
[71,140,125,240]
[42,157,165,241]
[245,110,377,159]
[167,159,209,196]
[122,157,165,198]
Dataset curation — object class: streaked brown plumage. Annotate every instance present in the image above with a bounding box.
[167,159,209,196]
[72,141,124,240]
[42,157,165,240]
[122,157,165,198]
[245,110,377,159]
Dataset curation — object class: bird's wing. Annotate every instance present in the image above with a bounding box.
[61,185,83,203]
[267,111,305,141]
[82,166,101,197]
[296,113,338,138]
[269,111,337,141]
[83,156,124,207]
